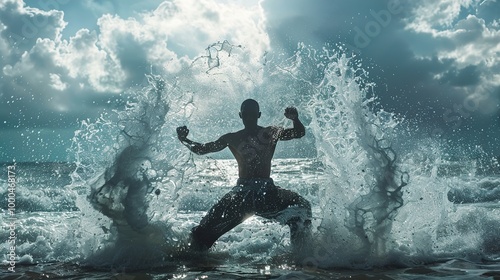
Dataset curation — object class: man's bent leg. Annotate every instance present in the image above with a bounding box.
[191,190,251,251]
[256,186,312,251]
[281,191,312,253]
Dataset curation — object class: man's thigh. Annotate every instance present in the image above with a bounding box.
[199,190,253,230]
[255,186,309,217]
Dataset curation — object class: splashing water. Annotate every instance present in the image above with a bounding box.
[262,44,499,268]
[264,45,408,268]
[11,42,497,274]
[68,73,196,269]
[65,41,268,269]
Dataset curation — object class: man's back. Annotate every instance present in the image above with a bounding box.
[178,99,311,252]
[223,126,282,179]
[176,101,305,178]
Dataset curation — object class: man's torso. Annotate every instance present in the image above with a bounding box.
[223,126,282,179]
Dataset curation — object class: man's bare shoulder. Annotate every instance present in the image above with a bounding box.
[264,125,284,131]
[264,126,285,140]
[220,131,239,141]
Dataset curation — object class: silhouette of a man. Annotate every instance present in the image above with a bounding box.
[177,99,311,251]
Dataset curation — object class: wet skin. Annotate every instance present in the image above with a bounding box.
[176,105,305,178]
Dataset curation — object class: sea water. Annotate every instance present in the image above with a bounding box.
[2,43,500,279]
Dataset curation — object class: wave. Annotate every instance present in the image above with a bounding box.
[448,177,500,204]
[3,43,499,270]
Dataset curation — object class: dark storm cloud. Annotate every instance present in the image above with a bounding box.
[261,0,499,119]
[440,65,481,87]
[260,0,500,155]
[262,0,408,50]
[261,0,426,114]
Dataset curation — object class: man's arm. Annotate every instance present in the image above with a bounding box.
[176,126,228,155]
[278,107,306,141]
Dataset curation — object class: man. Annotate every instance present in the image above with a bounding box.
[176,99,312,252]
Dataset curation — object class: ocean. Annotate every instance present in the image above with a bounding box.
[2,44,500,279]
[1,159,500,279]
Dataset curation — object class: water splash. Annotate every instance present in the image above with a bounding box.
[87,75,169,229]
[198,40,242,72]
[60,42,500,271]
[269,44,409,267]
[63,39,273,269]
[68,73,196,268]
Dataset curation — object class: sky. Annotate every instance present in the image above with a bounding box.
[0,0,499,162]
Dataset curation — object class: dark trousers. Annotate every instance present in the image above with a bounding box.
[191,178,312,250]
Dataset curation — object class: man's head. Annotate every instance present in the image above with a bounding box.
[239,99,261,124]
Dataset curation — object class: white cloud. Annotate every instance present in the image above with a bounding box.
[63,28,125,92]
[0,0,66,57]
[403,0,500,115]
[437,15,500,66]
[405,0,500,67]
[49,73,67,91]
[0,0,269,128]
[405,0,479,32]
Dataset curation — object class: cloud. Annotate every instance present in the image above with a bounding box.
[439,65,481,87]
[0,0,270,161]
[404,0,475,32]
[0,0,116,129]
[49,73,68,91]
[2,0,500,160]
[0,0,268,130]
[404,1,500,73]
[403,1,500,116]
[0,0,66,56]
[259,0,500,153]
